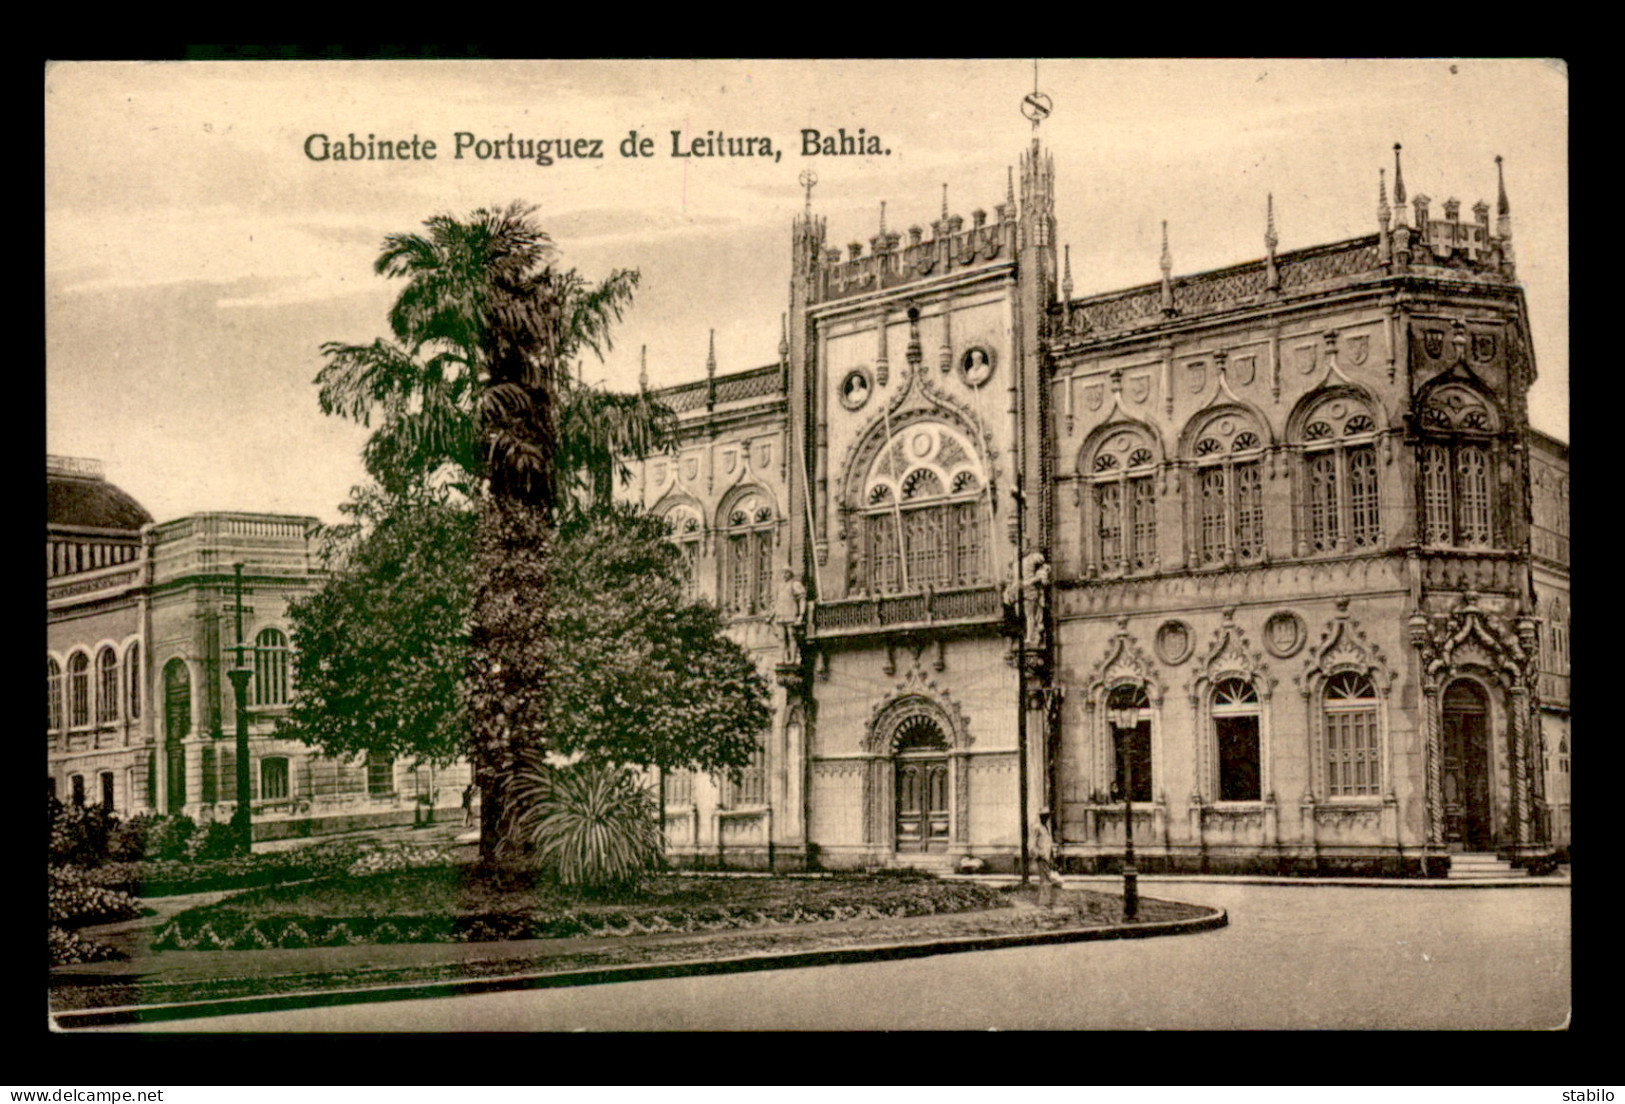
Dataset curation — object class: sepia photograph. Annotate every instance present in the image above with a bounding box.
[45,57,1569,1033]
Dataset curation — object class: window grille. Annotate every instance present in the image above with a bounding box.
[1199,468,1227,564]
[667,768,694,804]
[261,756,290,800]
[860,424,986,593]
[1348,447,1380,547]
[253,628,290,706]
[1308,453,1340,552]
[1456,446,1492,546]
[1234,462,1263,561]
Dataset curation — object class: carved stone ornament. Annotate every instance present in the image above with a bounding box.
[839,367,873,411]
[1187,361,1207,394]
[1263,610,1306,658]
[682,455,699,482]
[959,346,995,388]
[1296,342,1319,374]
[1155,619,1194,665]
[1084,383,1104,411]
[1347,334,1370,367]
[721,446,739,475]
[1232,355,1257,386]
[1423,328,1445,359]
[1126,372,1151,404]
[755,441,772,469]
[1472,332,1496,362]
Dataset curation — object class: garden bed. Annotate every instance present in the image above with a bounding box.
[154,867,1012,950]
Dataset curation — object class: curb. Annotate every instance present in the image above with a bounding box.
[941,873,1570,890]
[51,905,1227,1029]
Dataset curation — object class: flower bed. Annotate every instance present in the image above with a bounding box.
[49,925,125,966]
[48,867,142,928]
[153,869,1012,951]
[66,838,375,898]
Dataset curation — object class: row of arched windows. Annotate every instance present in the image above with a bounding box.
[1103,671,1383,804]
[662,492,780,616]
[48,629,292,733]
[1076,384,1505,576]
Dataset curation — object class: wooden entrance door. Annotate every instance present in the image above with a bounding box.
[896,757,949,852]
[1441,680,1491,850]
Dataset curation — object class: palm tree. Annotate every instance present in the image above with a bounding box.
[556,372,679,514]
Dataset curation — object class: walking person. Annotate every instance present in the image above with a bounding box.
[462,783,475,828]
[1033,812,1061,907]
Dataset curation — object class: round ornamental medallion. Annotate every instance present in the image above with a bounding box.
[911,430,935,458]
[1264,610,1306,658]
[839,367,873,411]
[1155,620,1193,665]
[960,346,995,388]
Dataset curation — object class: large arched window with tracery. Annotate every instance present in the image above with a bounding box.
[1081,426,1158,576]
[722,490,775,616]
[662,503,704,600]
[1186,410,1266,567]
[1417,384,1502,548]
[1295,393,1382,555]
[860,422,988,593]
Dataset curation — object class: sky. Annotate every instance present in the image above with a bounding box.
[45,58,1568,526]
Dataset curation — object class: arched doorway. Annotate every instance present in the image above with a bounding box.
[893,715,950,852]
[1441,679,1491,850]
[163,659,190,811]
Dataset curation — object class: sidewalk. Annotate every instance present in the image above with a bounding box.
[944,866,1571,889]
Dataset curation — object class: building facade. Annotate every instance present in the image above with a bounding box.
[627,139,1567,874]
[47,456,469,839]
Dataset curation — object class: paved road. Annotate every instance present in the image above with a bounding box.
[101,881,1569,1031]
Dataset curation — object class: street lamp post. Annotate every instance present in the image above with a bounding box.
[1119,723,1139,920]
[224,563,254,854]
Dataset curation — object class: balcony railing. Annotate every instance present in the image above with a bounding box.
[810,584,1004,638]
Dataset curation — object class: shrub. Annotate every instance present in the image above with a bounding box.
[108,814,152,863]
[48,867,142,928]
[49,925,124,966]
[145,815,196,862]
[189,821,242,862]
[48,804,119,867]
[346,842,456,878]
[503,759,662,890]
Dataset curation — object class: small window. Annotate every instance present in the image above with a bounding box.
[261,757,290,801]
[47,658,63,733]
[70,774,85,807]
[1107,684,1153,803]
[254,628,290,706]
[126,643,141,721]
[68,654,90,728]
[100,771,115,808]
[667,768,694,805]
[366,751,394,797]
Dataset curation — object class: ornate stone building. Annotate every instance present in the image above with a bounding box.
[47,456,470,839]
[628,139,1566,874]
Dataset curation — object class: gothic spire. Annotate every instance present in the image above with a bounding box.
[778,314,789,364]
[1264,194,1280,293]
[706,328,716,378]
[638,345,648,392]
[1392,143,1408,226]
[1061,244,1073,302]
[1159,221,1175,315]
[1377,168,1392,264]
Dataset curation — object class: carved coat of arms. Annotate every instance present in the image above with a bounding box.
[1187,361,1206,393]
[1347,335,1370,367]
[1423,329,1445,359]
[1084,383,1104,411]
[1232,356,1256,386]
[1472,333,1496,362]
[1126,372,1151,404]
[682,455,699,482]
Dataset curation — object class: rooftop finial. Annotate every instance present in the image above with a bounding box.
[1062,244,1073,302]
[941,182,949,223]
[879,200,887,238]
[798,168,817,215]
[1007,165,1016,212]
[1377,168,1392,264]
[638,345,647,392]
[1159,221,1175,315]
[778,313,789,362]
[1392,143,1408,224]
[706,329,716,377]
[1265,193,1278,251]
[1496,154,1510,218]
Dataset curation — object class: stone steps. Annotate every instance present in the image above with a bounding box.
[1447,852,1524,879]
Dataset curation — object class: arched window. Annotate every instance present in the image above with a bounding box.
[47,658,63,733]
[96,647,119,724]
[260,756,290,801]
[68,653,90,728]
[666,768,694,804]
[722,491,775,616]
[253,628,290,706]
[859,422,988,593]
[1187,411,1266,567]
[126,643,141,721]
[1082,427,1158,575]
[1294,394,1382,555]
[1212,678,1261,801]
[1417,384,1501,548]
[1106,684,1153,802]
[1323,671,1380,797]
[662,504,704,601]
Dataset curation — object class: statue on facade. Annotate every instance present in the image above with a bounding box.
[1003,551,1051,648]
[774,567,808,663]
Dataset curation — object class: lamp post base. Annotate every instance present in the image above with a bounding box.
[1122,863,1139,920]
